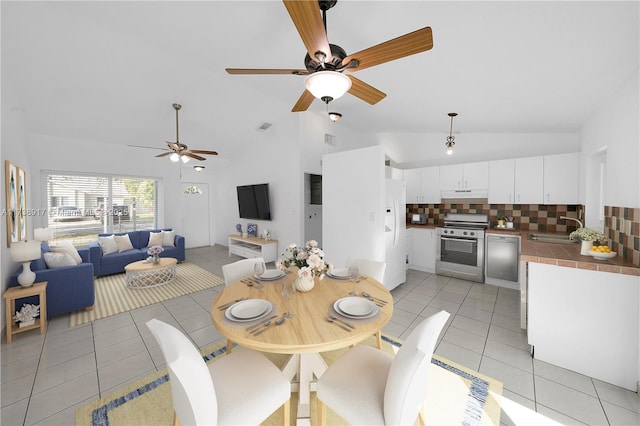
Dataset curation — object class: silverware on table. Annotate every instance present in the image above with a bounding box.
[361,292,388,305]
[327,314,355,329]
[253,315,286,336]
[216,297,248,311]
[325,316,351,332]
[246,314,277,332]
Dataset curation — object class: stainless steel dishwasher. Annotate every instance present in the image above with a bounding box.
[485,234,520,287]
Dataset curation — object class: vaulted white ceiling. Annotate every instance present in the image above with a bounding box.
[2,1,638,163]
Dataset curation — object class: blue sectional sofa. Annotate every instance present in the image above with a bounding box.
[88,229,185,277]
[9,243,95,318]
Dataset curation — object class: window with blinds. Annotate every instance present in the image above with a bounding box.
[42,172,159,245]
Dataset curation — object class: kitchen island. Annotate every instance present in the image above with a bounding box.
[515,232,640,392]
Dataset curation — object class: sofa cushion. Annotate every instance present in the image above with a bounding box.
[98,235,118,255]
[114,234,134,252]
[44,252,76,268]
[162,230,176,247]
[148,231,164,247]
[50,243,82,265]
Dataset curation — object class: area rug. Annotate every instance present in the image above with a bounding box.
[76,333,503,426]
[70,262,224,327]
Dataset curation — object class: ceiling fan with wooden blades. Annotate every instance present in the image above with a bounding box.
[226,0,433,112]
[134,103,218,162]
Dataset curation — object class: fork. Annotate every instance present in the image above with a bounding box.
[216,297,247,310]
[327,314,355,329]
[325,316,351,332]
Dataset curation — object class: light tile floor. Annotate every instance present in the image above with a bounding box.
[2,245,639,425]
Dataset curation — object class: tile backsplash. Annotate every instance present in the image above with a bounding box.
[604,206,640,266]
[406,201,584,233]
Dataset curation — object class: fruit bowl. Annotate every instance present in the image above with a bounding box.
[587,250,617,260]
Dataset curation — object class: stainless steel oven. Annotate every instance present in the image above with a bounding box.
[436,213,488,283]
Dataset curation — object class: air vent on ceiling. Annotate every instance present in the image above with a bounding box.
[256,122,272,132]
[324,133,336,146]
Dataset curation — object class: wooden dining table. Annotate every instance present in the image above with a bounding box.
[210,269,393,425]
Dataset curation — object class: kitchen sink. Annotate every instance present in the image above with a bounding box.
[527,233,579,244]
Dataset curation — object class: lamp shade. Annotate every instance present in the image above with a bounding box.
[304,71,352,101]
[169,153,180,162]
[11,240,42,263]
[34,227,54,242]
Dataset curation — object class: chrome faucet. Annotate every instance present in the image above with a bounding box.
[560,216,583,228]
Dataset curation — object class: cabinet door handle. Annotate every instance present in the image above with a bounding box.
[546,193,550,202]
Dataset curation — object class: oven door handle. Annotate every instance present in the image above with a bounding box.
[439,236,478,243]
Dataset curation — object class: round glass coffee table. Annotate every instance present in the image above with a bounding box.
[124,257,178,289]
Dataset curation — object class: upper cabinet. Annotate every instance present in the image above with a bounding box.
[543,152,579,204]
[405,166,440,204]
[440,161,489,191]
[489,156,544,204]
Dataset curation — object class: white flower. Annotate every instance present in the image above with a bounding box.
[13,304,40,323]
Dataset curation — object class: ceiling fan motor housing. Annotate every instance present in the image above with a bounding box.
[305,43,348,72]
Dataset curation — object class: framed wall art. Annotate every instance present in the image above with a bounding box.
[5,160,19,246]
[247,223,257,237]
[18,167,27,241]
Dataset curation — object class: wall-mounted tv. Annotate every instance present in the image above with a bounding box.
[237,183,271,220]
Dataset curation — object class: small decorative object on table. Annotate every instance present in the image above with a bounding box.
[147,245,164,264]
[14,303,39,328]
[276,240,331,292]
[247,223,257,237]
[263,229,271,241]
[236,223,242,235]
[569,228,606,255]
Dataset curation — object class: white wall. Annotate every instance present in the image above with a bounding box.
[581,69,640,227]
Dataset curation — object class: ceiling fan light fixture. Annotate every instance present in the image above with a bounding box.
[181,155,190,164]
[194,165,205,172]
[169,152,180,162]
[328,112,342,122]
[305,71,352,102]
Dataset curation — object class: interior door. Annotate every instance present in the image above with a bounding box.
[181,182,210,248]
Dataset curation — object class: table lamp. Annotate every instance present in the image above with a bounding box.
[10,240,42,287]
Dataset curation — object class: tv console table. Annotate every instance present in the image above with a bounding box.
[228,235,278,263]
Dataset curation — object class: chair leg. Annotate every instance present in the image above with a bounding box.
[226,339,233,354]
[86,306,94,312]
[418,404,426,426]
[282,398,290,426]
[173,411,181,426]
[317,398,326,426]
[376,330,382,349]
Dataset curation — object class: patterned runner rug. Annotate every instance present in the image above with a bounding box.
[76,333,503,425]
[70,262,224,327]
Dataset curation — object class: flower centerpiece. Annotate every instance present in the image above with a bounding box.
[14,303,40,327]
[148,245,164,264]
[569,228,606,255]
[276,240,330,292]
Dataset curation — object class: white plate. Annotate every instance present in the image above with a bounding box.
[255,269,285,281]
[225,299,272,322]
[334,297,378,319]
[327,268,349,280]
[588,250,616,260]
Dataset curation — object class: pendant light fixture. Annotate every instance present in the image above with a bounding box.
[445,112,458,155]
[328,112,342,122]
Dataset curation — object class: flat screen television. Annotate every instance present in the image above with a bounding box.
[236,183,271,220]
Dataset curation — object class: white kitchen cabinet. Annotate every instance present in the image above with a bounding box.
[543,152,579,204]
[490,157,543,204]
[515,156,544,204]
[409,227,436,272]
[488,159,515,203]
[440,161,489,191]
[404,167,440,204]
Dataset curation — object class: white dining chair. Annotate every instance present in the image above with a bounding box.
[346,257,387,348]
[221,257,265,353]
[316,310,450,426]
[146,319,290,426]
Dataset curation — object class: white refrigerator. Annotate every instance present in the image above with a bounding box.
[322,146,406,291]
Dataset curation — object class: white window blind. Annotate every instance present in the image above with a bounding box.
[42,172,158,245]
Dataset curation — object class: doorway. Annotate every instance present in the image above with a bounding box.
[304,173,322,246]
[181,182,211,248]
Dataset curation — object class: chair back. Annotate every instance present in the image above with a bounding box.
[146,319,218,425]
[222,257,265,285]
[383,310,450,425]
[345,257,387,282]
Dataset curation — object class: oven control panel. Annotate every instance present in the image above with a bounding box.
[440,229,480,237]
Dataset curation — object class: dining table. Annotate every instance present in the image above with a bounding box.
[210,268,393,425]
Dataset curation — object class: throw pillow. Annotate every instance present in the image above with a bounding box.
[43,252,76,268]
[162,230,176,247]
[98,235,118,256]
[49,243,82,265]
[114,234,134,253]
[148,232,164,247]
